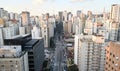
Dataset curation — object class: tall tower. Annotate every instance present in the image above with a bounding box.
[21,11,30,26]
[111,4,120,22]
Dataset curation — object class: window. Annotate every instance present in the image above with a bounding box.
[11,65,14,67]
[1,65,4,67]
[113,54,115,57]
[110,52,112,55]
[10,60,13,62]
[14,47,16,49]
[112,61,114,64]
[106,68,107,70]
[109,58,111,61]
[111,67,113,70]
[106,62,108,64]
[107,56,108,59]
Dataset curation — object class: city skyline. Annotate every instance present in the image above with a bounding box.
[0,0,120,15]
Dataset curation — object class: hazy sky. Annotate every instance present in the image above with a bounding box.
[0,0,120,15]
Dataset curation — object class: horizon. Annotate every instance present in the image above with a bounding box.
[0,0,120,15]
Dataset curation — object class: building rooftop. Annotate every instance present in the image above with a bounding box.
[108,42,120,49]
[25,39,39,47]
[0,46,24,58]
[24,39,43,50]
[4,34,31,45]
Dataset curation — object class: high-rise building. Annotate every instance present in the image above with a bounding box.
[18,16,22,27]
[105,42,120,71]
[87,11,93,20]
[0,46,29,71]
[19,26,25,35]
[0,28,3,45]
[109,22,119,41]
[63,22,68,33]
[25,25,31,34]
[48,17,55,38]
[84,20,93,35]
[4,35,45,71]
[111,4,120,22]
[14,13,19,21]
[34,16,40,26]
[68,12,72,21]
[31,26,41,39]
[77,10,81,17]
[9,12,15,20]
[59,11,63,22]
[2,26,16,39]
[21,11,30,26]
[74,35,106,71]
[68,21,72,33]
[74,17,83,35]
[0,8,4,18]
[63,11,68,22]
[41,22,49,48]
[24,39,44,71]
[46,13,49,20]
[0,18,5,27]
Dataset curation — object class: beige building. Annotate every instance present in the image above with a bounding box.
[21,11,30,26]
[105,42,120,71]
[111,4,120,22]
[0,46,29,71]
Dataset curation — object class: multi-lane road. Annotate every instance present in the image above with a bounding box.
[52,34,67,71]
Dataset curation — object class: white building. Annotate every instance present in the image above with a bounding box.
[109,22,119,41]
[0,46,29,71]
[104,20,119,41]
[19,27,25,35]
[48,17,55,38]
[63,11,68,22]
[18,16,22,27]
[0,8,4,18]
[9,12,15,20]
[74,17,83,35]
[31,26,41,39]
[14,13,19,21]
[74,35,106,71]
[41,20,49,48]
[2,26,15,39]
[0,28,3,45]
[84,20,93,35]
[30,16,35,25]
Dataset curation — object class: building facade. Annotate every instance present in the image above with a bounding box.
[0,46,29,71]
[111,4,120,22]
[21,11,30,26]
[74,35,106,71]
[105,42,120,71]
